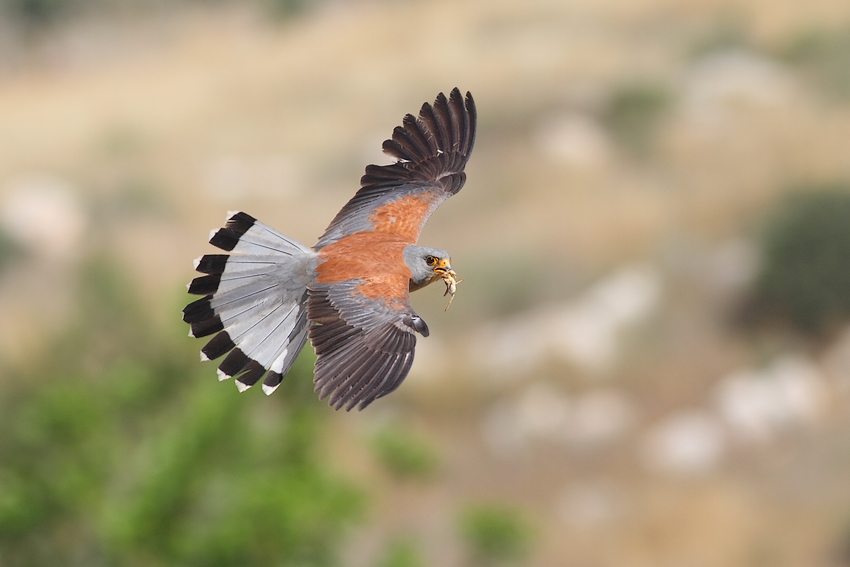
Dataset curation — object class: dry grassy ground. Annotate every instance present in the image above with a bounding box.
[2,0,850,565]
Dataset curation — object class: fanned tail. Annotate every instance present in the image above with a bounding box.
[183,211,317,394]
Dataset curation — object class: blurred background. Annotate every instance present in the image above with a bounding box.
[1,0,850,565]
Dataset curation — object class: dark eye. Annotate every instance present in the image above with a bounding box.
[425,256,437,266]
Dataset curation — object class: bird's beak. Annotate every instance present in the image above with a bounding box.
[434,258,453,276]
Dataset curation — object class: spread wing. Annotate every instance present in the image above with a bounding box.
[307,281,429,411]
[314,88,477,249]
[306,88,476,410]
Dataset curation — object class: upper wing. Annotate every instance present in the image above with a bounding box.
[314,88,477,249]
[307,281,428,411]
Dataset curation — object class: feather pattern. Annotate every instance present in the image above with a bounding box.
[307,282,420,411]
[183,211,317,394]
[315,88,477,249]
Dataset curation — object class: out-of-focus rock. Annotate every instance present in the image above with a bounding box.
[682,49,797,129]
[557,480,626,529]
[481,401,526,458]
[560,388,636,448]
[481,384,635,457]
[482,382,570,457]
[470,265,662,379]
[703,238,760,294]
[685,49,797,107]
[641,410,726,476]
[534,113,611,168]
[469,318,544,383]
[550,264,661,373]
[512,382,572,438]
[714,355,828,444]
[0,174,86,261]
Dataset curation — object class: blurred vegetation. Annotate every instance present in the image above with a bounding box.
[94,178,175,224]
[603,82,673,156]
[752,186,850,334]
[687,18,750,59]
[458,503,533,567]
[2,0,73,24]
[0,255,363,566]
[267,0,309,17]
[370,424,440,481]
[0,0,314,26]
[374,536,425,567]
[780,27,850,100]
[0,227,23,275]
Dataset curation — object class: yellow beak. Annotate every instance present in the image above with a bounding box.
[434,258,453,275]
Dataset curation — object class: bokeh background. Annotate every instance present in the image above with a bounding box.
[2,0,850,565]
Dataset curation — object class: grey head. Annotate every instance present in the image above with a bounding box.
[404,245,453,292]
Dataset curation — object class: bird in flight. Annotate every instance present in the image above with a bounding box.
[183,88,477,410]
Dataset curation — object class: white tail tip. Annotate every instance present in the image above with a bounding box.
[262,382,280,396]
[235,380,251,393]
[217,368,230,381]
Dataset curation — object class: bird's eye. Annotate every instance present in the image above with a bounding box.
[425,256,437,266]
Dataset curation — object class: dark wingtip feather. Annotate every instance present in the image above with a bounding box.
[463,90,476,153]
[369,88,477,185]
[382,138,415,162]
[315,88,477,250]
[357,351,415,411]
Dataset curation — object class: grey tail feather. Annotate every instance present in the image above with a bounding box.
[184,211,316,394]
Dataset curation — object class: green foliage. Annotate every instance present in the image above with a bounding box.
[370,424,440,481]
[0,227,22,275]
[780,28,850,100]
[266,0,308,17]
[0,256,362,566]
[604,82,672,156]
[0,0,317,26]
[2,0,75,23]
[754,187,850,334]
[833,514,850,566]
[375,536,426,567]
[458,503,533,566]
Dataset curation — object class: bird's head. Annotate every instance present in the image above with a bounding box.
[404,245,463,310]
[405,245,454,290]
